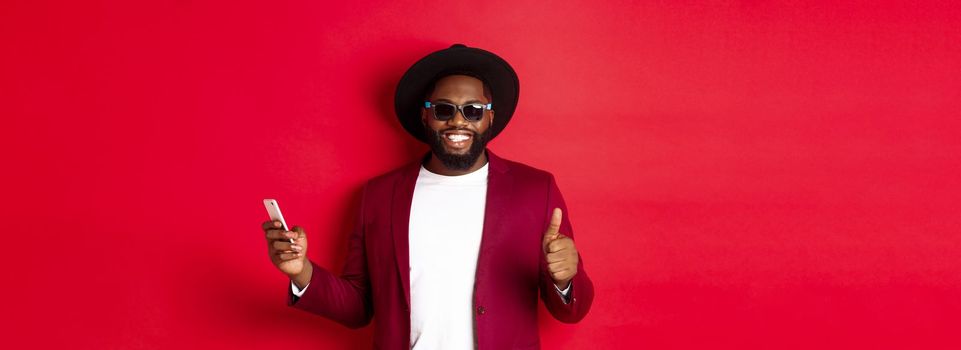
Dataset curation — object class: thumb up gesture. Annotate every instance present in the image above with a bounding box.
[543,208,578,289]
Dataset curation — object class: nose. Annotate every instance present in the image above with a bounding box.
[447,108,470,127]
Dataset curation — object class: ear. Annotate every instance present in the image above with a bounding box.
[421,107,428,125]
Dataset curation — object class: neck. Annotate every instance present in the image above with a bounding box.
[424,151,489,176]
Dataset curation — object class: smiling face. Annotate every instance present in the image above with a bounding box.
[421,74,495,174]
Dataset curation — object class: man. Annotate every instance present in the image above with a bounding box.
[263,44,594,349]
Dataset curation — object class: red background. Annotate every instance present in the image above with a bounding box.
[3,1,960,349]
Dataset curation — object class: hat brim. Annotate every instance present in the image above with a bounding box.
[394,44,519,143]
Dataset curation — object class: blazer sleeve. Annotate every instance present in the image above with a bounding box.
[287,184,374,329]
[539,174,595,323]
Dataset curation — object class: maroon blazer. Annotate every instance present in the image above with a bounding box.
[289,150,594,349]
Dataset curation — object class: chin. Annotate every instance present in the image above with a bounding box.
[443,146,472,155]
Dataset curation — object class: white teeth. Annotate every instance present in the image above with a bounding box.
[447,134,470,142]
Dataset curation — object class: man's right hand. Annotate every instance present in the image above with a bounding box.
[263,220,312,288]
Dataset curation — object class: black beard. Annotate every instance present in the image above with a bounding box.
[425,127,491,171]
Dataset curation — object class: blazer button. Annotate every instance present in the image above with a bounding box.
[476,306,486,315]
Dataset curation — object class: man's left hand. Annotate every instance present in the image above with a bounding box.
[543,208,579,289]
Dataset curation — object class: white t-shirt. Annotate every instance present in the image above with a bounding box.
[407,163,489,349]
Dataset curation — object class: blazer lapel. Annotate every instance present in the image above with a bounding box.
[475,150,513,291]
[391,159,421,309]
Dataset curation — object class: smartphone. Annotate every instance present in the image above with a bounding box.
[263,199,295,244]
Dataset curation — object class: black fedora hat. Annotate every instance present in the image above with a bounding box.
[394,44,519,143]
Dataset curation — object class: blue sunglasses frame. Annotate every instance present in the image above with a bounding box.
[424,101,493,122]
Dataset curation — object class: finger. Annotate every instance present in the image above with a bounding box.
[262,220,283,231]
[277,252,302,260]
[272,240,291,251]
[264,229,283,240]
[293,234,307,245]
[292,226,306,239]
[265,229,297,241]
[292,237,307,253]
[551,270,572,281]
[544,208,563,239]
[547,237,571,253]
[546,252,567,263]
[272,240,303,252]
[548,260,568,271]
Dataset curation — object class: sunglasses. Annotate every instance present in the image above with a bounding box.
[424,101,492,122]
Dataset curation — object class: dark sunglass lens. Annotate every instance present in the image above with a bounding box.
[434,104,455,120]
[463,105,484,121]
